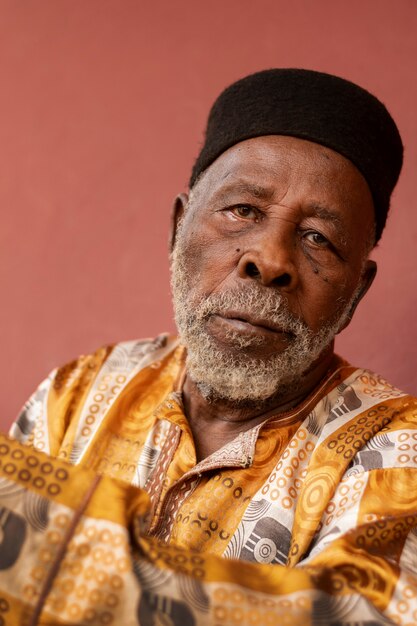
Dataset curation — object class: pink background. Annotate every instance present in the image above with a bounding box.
[1,0,416,429]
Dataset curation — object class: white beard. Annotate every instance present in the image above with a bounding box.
[170,232,356,405]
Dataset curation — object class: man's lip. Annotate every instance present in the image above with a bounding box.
[211,312,294,336]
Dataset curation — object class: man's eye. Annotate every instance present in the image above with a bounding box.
[230,205,259,220]
[304,231,330,247]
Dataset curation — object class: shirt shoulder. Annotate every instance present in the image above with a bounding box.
[321,358,417,472]
[10,333,181,454]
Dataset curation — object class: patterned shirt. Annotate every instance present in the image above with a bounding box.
[8,333,417,625]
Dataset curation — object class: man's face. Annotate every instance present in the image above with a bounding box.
[171,135,375,404]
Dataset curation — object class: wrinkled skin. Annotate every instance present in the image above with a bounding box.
[170,135,376,460]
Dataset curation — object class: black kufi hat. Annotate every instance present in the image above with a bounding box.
[190,69,403,242]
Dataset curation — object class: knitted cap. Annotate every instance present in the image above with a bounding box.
[190,69,403,242]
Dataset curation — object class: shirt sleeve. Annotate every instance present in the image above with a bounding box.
[9,368,57,446]
[8,345,113,456]
[0,431,415,625]
[132,468,415,626]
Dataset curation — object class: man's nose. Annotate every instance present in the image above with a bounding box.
[237,228,298,289]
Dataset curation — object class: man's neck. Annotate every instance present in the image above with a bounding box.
[181,345,338,461]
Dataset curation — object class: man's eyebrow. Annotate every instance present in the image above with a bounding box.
[308,203,346,235]
[217,180,276,201]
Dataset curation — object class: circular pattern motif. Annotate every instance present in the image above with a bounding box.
[253,538,277,563]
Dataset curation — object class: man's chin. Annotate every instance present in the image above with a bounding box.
[181,324,337,407]
[190,365,302,410]
[184,345,300,406]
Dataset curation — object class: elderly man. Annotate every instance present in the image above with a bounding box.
[4,69,416,625]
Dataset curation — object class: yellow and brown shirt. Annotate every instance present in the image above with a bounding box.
[6,333,417,625]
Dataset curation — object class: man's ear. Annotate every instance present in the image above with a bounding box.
[339,260,377,332]
[169,193,188,253]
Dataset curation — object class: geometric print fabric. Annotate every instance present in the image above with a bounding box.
[8,334,417,624]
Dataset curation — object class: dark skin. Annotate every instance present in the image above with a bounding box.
[170,136,377,461]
